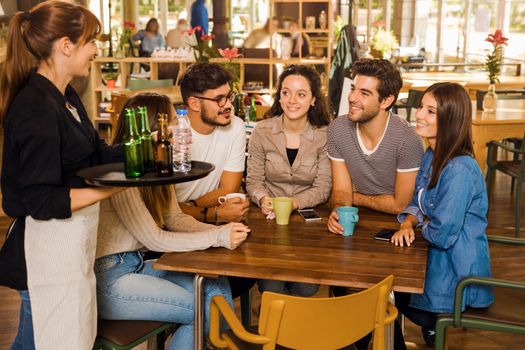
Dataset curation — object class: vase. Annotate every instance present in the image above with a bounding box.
[280,37,292,60]
[319,11,327,30]
[483,83,498,113]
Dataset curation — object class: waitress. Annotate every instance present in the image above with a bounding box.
[0,1,122,349]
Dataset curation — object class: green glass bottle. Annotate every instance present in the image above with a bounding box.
[123,108,144,178]
[155,113,174,177]
[137,106,155,173]
[249,95,257,122]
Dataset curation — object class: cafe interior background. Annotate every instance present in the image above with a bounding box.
[1,0,525,349]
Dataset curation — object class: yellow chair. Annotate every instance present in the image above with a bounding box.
[209,275,397,350]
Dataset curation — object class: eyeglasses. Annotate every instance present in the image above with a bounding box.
[193,90,236,108]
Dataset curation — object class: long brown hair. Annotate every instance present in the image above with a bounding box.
[269,64,331,127]
[113,93,175,228]
[425,82,474,188]
[0,0,100,124]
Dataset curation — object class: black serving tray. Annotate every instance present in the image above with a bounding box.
[77,161,215,187]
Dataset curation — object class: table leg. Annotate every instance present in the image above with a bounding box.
[193,274,205,350]
[386,321,394,350]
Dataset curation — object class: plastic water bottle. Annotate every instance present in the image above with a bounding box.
[173,108,192,173]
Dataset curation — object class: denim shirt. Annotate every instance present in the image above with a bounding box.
[398,149,493,313]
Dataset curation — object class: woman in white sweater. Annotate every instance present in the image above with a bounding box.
[95,93,250,350]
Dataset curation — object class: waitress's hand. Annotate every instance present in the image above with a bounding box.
[226,222,251,249]
[391,222,415,247]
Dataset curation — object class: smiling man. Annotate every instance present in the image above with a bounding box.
[326,59,424,234]
[176,63,249,223]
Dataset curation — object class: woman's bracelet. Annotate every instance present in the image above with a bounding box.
[214,206,219,225]
[202,207,209,222]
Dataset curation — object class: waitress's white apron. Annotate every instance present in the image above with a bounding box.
[25,203,100,350]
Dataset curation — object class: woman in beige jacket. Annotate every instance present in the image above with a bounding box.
[246,65,332,296]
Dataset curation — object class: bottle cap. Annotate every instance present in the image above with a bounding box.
[176,108,188,116]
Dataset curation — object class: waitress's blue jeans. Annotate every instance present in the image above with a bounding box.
[95,251,232,350]
[10,290,35,350]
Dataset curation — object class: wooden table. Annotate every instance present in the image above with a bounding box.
[402,72,525,98]
[472,99,525,172]
[154,206,428,349]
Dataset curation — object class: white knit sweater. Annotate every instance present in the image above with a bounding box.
[96,187,231,258]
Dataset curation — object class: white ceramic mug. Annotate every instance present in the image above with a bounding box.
[218,193,247,204]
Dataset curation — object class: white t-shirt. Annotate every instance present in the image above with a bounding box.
[175,116,246,202]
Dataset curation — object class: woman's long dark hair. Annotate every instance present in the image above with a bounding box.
[425,82,474,188]
[269,64,331,127]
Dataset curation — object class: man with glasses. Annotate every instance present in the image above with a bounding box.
[176,63,250,224]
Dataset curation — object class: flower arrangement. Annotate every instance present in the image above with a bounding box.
[484,29,508,84]
[119,20,136,51]
[185,26,217,63]
[370,26,398,59]
[218,47,242,92]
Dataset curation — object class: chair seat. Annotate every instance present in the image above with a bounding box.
[462,287,525,327]
[494,160,521,178]
[97,319,171,346]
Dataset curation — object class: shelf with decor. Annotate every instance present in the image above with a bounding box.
[269,0,333,90]
[89,57,193,134]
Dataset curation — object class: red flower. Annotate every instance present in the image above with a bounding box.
[183,26,203,35]
[485,29,508,46]
[372,20,385,28]
[124,20,136,30]
[200,34,215,41]
[218,47,242,59]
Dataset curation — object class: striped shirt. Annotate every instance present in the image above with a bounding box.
[327,113,424,195]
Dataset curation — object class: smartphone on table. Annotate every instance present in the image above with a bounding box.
[374,228,397,241]
[298,209,322,221]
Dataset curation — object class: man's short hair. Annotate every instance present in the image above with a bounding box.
[180,63,233,105]
[350,59,403,111]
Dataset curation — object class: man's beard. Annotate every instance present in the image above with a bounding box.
[200,103,232,127]
[348,103,380,124]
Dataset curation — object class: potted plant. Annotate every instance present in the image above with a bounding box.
[370,26,398,60]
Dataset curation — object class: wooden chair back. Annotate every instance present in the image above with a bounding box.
[209,275,397,350]
[258,275,395,350]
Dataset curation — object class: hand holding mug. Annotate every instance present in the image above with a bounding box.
[327,209,344,235]
[217,193,250,222]
[267,197,293,225]
[259,196,274,216]
[336,206,359,236]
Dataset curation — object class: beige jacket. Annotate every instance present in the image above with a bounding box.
[246,116,332,209]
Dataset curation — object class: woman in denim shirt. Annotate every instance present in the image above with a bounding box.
[390,82,493,347]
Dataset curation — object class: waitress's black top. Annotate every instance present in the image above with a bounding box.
[0,73,123,290]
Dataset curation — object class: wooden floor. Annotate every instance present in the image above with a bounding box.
[1,173,525,349]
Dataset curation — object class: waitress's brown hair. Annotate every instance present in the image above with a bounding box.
[0,0,100,123]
